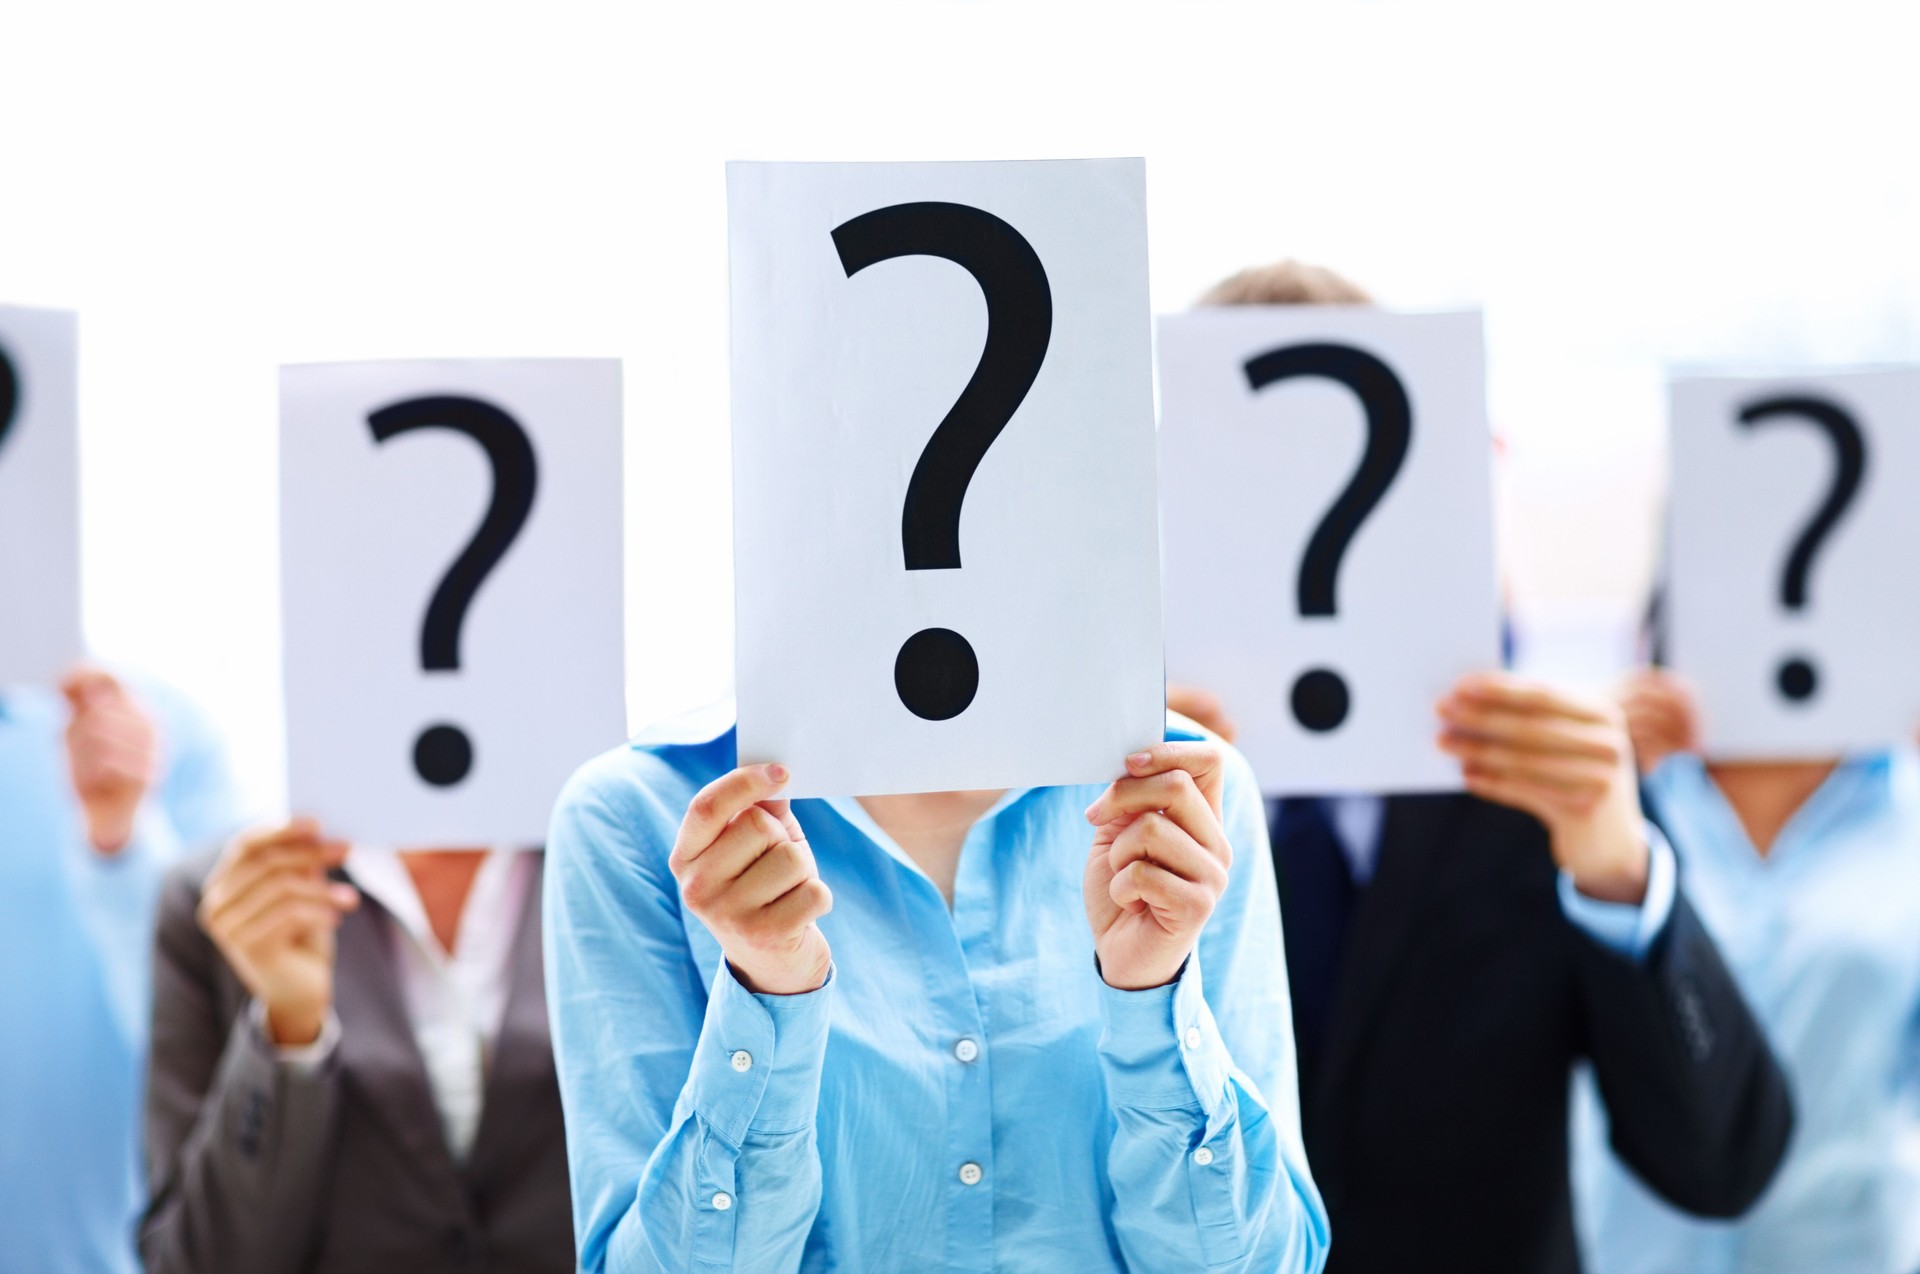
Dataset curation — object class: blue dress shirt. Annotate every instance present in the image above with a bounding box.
[0,680,240,1274]
[1574,748,1920,1274]
[544,710,1330,1273]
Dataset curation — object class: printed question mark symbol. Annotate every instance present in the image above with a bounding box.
[1243,342,1412,733]
[0,342,19,456]
[1736,393,1867,704]
[832,201,1052,722]
[368,395,538,786]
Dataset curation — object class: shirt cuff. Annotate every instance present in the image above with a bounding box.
[1096,957,1233,1130]
[1557,823,1677,962]
[247,1000,342,1074]
[688,960,834,1147]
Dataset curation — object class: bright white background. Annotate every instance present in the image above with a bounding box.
[4,0,1918,813]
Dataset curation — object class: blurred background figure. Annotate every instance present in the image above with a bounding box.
[0,666,239,1274]
[1167,260,1792,1274]
[140,820,572,1274]
[1574,662,1920,1274]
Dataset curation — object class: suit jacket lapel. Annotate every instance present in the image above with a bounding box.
[467,856,549,1183]
[1316,793,1458,1106]
[332,899,469,1206]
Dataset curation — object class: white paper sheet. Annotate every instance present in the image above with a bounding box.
[727,159,1164,798]
[280,359,626,844]
[1159,307,1500,794]
[1668,367,1920,758]
[0,305,83,688]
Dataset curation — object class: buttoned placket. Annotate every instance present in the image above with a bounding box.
[829,794,1025,1274]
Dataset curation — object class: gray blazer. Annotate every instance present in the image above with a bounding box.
[140,850,574,1274]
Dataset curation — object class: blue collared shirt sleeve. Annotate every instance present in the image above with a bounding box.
[544,752,830,1274]
[1096,742,1330,1273]
[1555,823,1677,962]
[67,682,241,1048]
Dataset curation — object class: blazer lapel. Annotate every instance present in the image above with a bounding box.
[1315,793,1458,1106]
[467,856,550,1183]
[332,899,469,1206]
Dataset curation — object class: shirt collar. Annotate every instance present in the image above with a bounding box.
[1653,746,1904,858]
[820,788,1038,882]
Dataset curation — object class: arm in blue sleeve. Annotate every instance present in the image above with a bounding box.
[544,755,829,1274]
[1557,824,1677,961]
[69,683,243,1050]
[1097,737,1329,1273]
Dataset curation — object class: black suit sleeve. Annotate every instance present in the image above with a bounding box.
[1571,888,1794,1217]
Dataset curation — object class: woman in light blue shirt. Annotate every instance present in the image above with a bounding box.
[1575,667,1920,1274]
[542,708,1330,1273]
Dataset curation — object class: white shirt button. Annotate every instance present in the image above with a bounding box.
[953,1037,980,1064]
[712,1191,733,1210]
[1192,1146,1215,1167]
[958,1161,984,1186]
[730,1050,753,1072]
[1183,1026,1202,1050]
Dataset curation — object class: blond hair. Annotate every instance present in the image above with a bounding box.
[1197,258,1371,307]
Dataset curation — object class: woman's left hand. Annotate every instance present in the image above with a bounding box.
[1083,742,1233,991]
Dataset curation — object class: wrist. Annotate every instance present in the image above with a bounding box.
[1097,950,1190,992]
[265,1001,328,1046]
[1565,831,1651,905]
[728,941,831,997]
[82,800,140,855]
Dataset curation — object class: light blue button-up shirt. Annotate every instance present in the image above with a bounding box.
[1574,748,1920,1274]
[544,711,1330,1273]
[0,680,240,1274]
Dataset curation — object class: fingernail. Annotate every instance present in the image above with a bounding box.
[765,763,788,783]
[1084,800,1103,824]
[1127,751,1152,769]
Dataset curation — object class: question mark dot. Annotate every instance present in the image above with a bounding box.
[414,724,475,787]
[1291,668,1351,733]
[1776,657,1819,703]
[895,628,980,721]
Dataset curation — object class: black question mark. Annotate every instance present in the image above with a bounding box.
[832,201,1052,722]
[1243,342,1412,733]
[1736,393,1867,704]
[367,395,538,787]
[0,343,19,455]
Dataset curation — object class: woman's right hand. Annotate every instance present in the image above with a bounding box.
[671,764,833,996]
[1616,668,1703,776]
[197,819,359,1045]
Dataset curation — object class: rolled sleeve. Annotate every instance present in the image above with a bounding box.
[687,962,834,1146]
[1558,824,1677,962]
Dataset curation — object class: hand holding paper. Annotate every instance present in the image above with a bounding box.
[1437,673,1649,905]
[61,667,159,854]
[1082,742,1233,991]
[669,764,833,997]
[1617,668,1704,775]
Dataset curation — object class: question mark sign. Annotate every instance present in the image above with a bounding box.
[0,343,19,455]
[831,201,1052,722]
[367,395,538,786]
[1243,342,1412,733]
[1736,393,1867,704]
